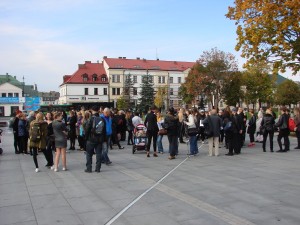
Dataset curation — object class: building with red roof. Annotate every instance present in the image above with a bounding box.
[103,56,195,109]
[58,61,109,105]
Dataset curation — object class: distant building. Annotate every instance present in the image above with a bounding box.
[0,73,40,116]
[102,56,194,109]
[39,91,60,105]
[58,61,110,109]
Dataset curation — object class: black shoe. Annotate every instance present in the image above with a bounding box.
[95,170,100,173]
[84,169,92,173]
[270,150,274,152]
[294,146,300,149]
[225,153,233,156]
[263,150,266,152]
[276,149,287,152]
[106,161,112,165]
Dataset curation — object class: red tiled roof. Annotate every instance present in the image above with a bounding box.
[103,57,195,71]
[61,61,108,86]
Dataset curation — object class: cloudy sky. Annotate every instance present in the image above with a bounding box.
[0,0,298,92]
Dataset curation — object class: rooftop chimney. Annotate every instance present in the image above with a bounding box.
[103,56,107,59]
[136,57,140,60]
[118,57,122,59]
[122,57,126,59]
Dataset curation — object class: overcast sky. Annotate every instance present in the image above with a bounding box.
[1,0,298,92]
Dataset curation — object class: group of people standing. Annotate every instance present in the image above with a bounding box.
[12,104,300,173]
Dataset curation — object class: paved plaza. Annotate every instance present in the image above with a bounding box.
[1,126,300,225]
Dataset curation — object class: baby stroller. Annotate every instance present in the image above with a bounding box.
[0,128,3,154]
[132,124,148,154]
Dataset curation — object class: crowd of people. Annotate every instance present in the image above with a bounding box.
[11,104,300,173]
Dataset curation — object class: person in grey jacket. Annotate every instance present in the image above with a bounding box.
[203,109,222,156]
[275,106,290,152]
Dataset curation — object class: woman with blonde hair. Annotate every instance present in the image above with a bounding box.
[52,112,68,172]
[178,108,186,143]
[261,108,275,152]
[29,112,48,172]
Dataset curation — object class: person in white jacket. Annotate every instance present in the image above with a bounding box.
[184,109,198,156]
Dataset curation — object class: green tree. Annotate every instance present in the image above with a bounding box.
[226,0,300,74]
[274,79,300,107]
[117,96,128,110]
[178,85,194,105]
[123,73,134,108]
[154,86,167,110]
[138,73,155,112]
[222,71,244,106]
[188,48,238,108]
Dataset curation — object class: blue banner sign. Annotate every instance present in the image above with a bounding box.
[0,97,19,103]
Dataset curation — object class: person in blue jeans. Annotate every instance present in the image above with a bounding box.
[184,109,198,156]
[156,111,165,154]
[100,108,113,165]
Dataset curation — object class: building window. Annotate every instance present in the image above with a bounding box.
[103,88,107,95]
[158,76,161,84]
[133,87,138,95]
[92,75,97,81]
[170,88,173,95]
[178,77,181,83]
[133,75,137,83]
[84,88,88,95]
[169,77,173,84]
[94,88,98,95]
[14,93,19,97]
[112,75,120,83]
[2,93,6,97]
[101,76,106,82]
[8,93,13,97]
[170,100,174,107]
[112,88,121,95]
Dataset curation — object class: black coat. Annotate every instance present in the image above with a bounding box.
[261,114,275,131]
[144,111,159,132]
[247,115,256,134]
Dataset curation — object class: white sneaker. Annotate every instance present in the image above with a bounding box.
[50,166,55,170]
[62,167,67,171]
[54,168,58,172]
[35,168,39,173]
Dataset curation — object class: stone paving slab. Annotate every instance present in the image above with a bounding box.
[1,126,300,225]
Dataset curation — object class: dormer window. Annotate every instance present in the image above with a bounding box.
[101,75,107,82]
[92,74,97,82]
[82,73,88,82]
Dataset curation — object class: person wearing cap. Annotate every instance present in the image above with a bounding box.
[225,107,243,156]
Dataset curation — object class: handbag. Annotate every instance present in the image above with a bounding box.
[187,127,198,136]
[158,128,167,135]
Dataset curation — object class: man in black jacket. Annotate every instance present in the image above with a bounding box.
[144,105,159,157]
[12,111,21,154]
[275,107,290,152]
[226,107,244,156]
[84,106,106,173]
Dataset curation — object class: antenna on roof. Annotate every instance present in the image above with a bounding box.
[156,48,159,60]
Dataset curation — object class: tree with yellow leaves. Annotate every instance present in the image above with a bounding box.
[226,0,300,75]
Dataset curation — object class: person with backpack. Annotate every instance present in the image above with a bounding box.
[260,109,275,152]
[29,112,48,172]
[84,106,106,173]
[52,112,68,172]
[275,107,290,152]
[247,109,256,147]
[203,109,222,156]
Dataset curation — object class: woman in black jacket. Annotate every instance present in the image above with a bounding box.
[164,107,179,160]
[261,109,275,152]
[247,109,256,147]
[275,107,290,152]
